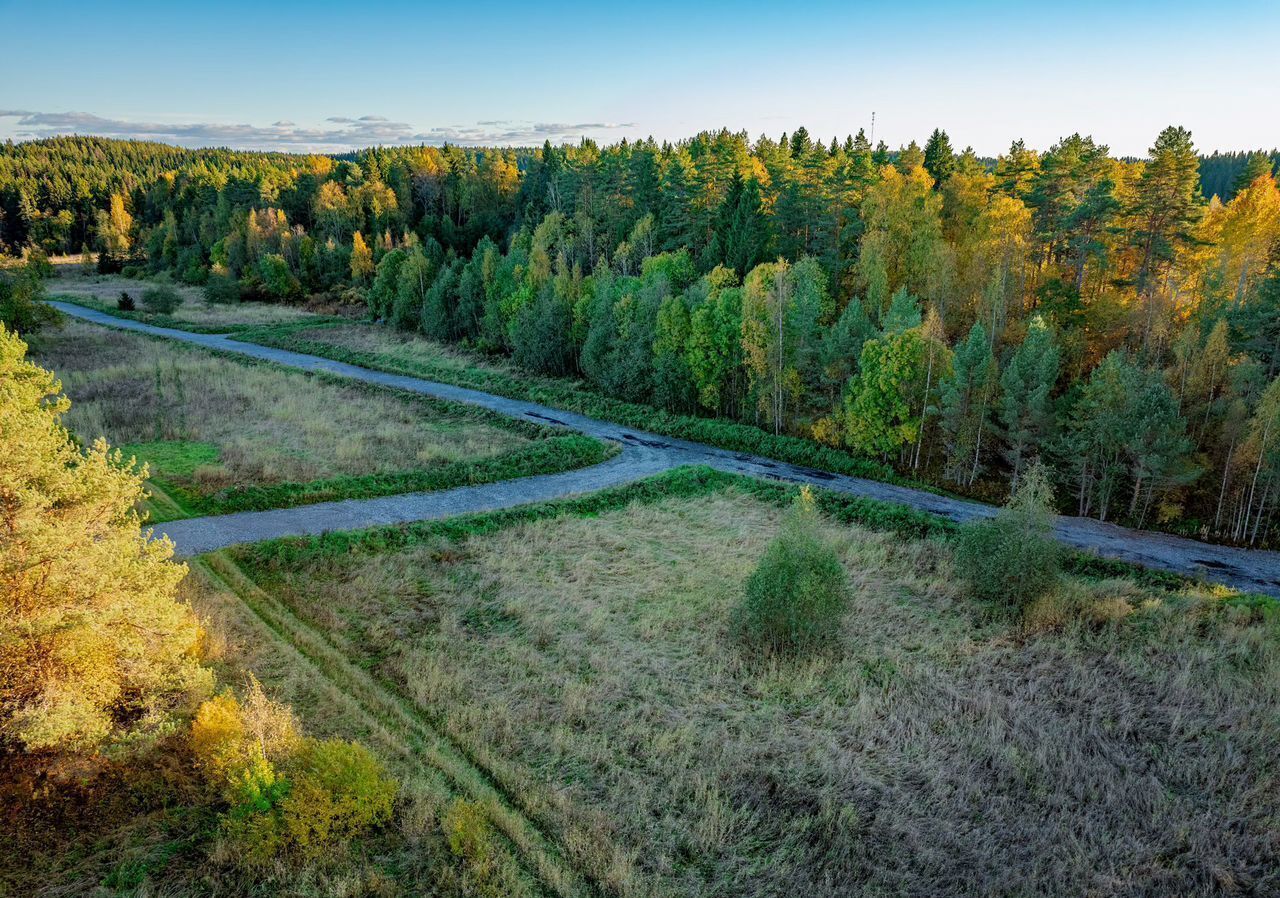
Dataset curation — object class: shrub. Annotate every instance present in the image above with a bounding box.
[141,284,184,314]
[204,274,242,305]
[441,798,509,896]
[0,265,61,335]
[190,678,300,790]
[735,486,848,655]
[278,739,398,860]
[117,290,135,311]
[953,462,1060,613]
[192,681,396,869]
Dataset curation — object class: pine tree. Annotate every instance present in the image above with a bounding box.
[0,327,210,751]
[1131,126,1203,342]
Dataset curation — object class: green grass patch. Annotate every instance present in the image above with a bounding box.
[120,439,221,478]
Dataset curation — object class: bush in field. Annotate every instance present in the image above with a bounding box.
[191,679,396,868]
[736,486,848,655]
[117,290,135,310]
[953,462,1061,613]
[0,265,61,336]
[204,274,242,304]
[141,284,184,314]
[0,326,209,751]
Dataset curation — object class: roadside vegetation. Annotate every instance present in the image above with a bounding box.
[33,318,610,521]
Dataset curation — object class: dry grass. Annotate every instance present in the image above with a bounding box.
[247,489,1280,898]
[48,262,324,328]
[289,322,521,378]
[34,319,528,494]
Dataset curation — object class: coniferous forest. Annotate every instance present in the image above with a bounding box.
[6,129,1280,544]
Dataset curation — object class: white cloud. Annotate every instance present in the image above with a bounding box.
[0,110,636,151]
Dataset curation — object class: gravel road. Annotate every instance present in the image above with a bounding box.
[51,301,1280,596]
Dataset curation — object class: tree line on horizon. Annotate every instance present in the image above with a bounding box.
[4,128,1280,544]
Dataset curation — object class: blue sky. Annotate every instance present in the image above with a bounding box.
[2,0,1277,156]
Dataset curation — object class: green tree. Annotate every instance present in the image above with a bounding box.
[997,317,1059,487]
[0,265,60,336]
[922,128,955,187]
[1131,126,1203,343]
[741,258,827,433]
[685,268,744,417]
[735,487,847,655]
[940,321,997,485]
[830,328,927,457]
[953,462,1060,613]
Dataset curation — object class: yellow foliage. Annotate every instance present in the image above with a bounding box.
[0,325,210,751]
[279,739,398,860]
[192,682,395,868]
[191,676,301,791]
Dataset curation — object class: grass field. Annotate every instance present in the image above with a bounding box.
[33,319,608,520]
[220,471,1280,898]
[47,264,332,332]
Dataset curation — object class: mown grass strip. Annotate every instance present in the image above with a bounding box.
[195,553,597,898]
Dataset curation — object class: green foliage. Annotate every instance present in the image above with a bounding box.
[953,463,1061,613]
[939,321,996,485]
[735,487,849,654]
[117,290,136,310]
[997,316,1059,484]
[191,683,396,869]
[0,265,61,336]
[274,739,398,861]
[203,274,242,304]
[831,328,927,456]
[141,284,184,314]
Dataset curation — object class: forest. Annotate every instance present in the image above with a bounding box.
[5,129,1280,544]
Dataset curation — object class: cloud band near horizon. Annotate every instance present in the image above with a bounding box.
[0,110,637,151]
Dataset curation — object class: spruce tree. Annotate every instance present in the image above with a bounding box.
[923,128,955,187]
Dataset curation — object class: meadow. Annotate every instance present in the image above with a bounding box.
[48,262,332,332]
[34,319,606,520]
[213,471,1280,898]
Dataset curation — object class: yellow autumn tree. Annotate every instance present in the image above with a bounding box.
[95,193,133,255]
[0,325,210,752]
[1214,172,1280,305]
[350,231,374,282]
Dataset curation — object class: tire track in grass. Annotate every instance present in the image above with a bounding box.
[196,551,602,898]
